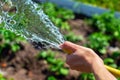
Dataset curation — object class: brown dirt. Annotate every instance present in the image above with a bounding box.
[2,43,47,80]
[69,19,93,37]
[68,19,93,46]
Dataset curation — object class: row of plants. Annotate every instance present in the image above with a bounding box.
[86,12,120,77]
[73,0,120,11]
[87,12,120,55]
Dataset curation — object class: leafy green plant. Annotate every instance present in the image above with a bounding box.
[65,32,83,42]
[0,27,25,59]
[48,76,56,80]
[111,51,120,59]
[87,32,110,54]
[89,12,120,41]
[42,2,74,31]
[37,50,69,76]
[79,73,95,80]
[104,58,117,68]
[104,51,120,69]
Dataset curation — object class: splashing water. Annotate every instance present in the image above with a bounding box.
[0,0,65,49]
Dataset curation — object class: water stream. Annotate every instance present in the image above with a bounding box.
[0,0,65,49]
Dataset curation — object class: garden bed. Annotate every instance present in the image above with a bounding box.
[0,1,120,80]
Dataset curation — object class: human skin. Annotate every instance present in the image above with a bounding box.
[60,41,116,80]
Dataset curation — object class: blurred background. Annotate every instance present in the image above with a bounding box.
[0,0,120,80]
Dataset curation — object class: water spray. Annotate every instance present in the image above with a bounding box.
[0,0,65,49]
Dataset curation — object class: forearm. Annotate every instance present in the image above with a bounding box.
[92,60,116,80]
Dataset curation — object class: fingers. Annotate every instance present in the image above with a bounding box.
[60,41,89,54]
[70,65,91,72]
[60,41,80,54]
[66,50,85,66]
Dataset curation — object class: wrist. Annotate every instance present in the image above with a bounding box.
[91,57,105,73]
[91,58,116,80]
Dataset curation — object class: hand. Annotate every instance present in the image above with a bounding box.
[60,41,103,73]
[60,41,116,80]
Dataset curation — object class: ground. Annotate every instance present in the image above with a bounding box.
[0,18,90,80]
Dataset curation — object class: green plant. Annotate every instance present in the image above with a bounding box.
[0,74,6,80]
[0,27,25,53]
[48,76,56,80]
[0,74,14,80]
[104,58,117,68]
[37,50,69,76]
[42,2,74,31]
[65,32,83,42]
[89,12,120,41]
[87,32,110,54]
[112,51,120,59]
[79,73,95,80]
[104,51,120,69]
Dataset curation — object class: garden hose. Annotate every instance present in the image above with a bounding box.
[104,65,120,78]
[62,49,120,78]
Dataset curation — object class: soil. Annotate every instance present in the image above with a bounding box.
[68,19,93,44]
